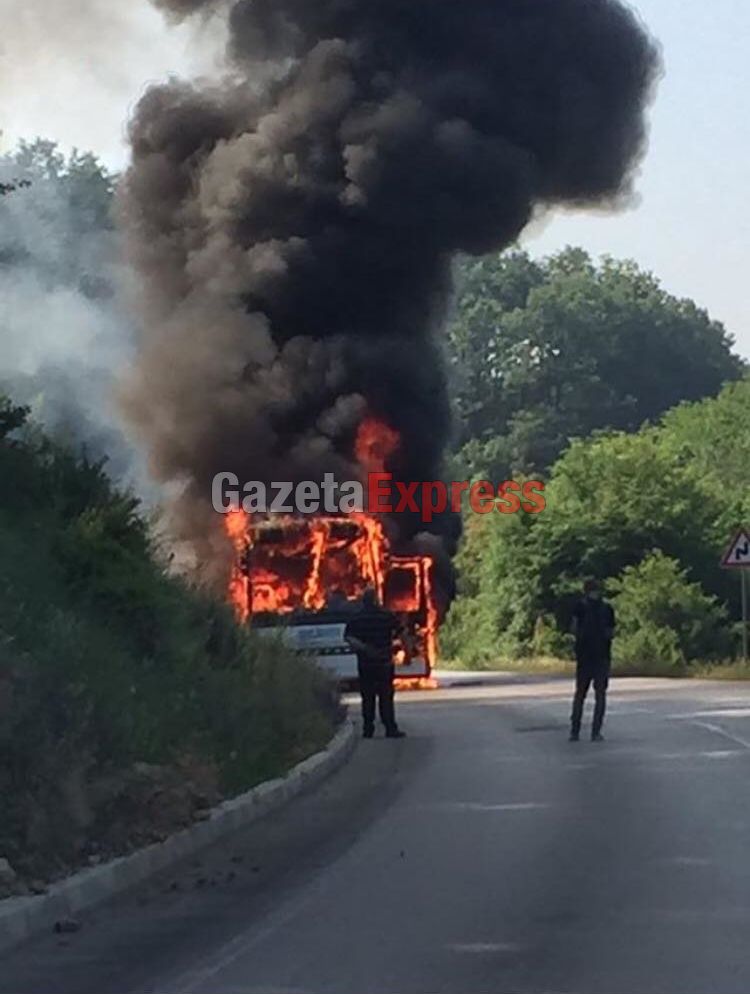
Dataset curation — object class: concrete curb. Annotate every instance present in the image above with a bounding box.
[0,718,356,955]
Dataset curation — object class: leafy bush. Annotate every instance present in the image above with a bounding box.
[609,551,732,674]
[440,510,542,664]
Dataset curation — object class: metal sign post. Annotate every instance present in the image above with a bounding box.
[743,570,749,665]
[721,528,750,664]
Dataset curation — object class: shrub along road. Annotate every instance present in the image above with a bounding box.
[6,675,750,993]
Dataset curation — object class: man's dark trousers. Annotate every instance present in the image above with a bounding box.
[359,665,397,733]
[571,651,610,737]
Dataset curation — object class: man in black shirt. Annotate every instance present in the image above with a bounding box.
[345,589,406,739]
[569,579,616,742]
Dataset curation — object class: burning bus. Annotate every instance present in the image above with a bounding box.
[120,0,660,699]
[225,511,439,686]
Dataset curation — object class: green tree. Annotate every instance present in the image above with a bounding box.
[658,377,750,535]
[447,248,745,481]
[0,396,29,439]
[442,378,750,666]
[440,510,531,665]
[0,179,31,197]
[0,138,116,290]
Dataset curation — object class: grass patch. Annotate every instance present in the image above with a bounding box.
[691,659,750,681]
[443,653,750,680]
[440,656,575,676]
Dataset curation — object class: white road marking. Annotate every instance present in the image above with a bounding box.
[214,988,313,994]
[426,802,550,813]
[659,856,713,867]
[168,838,373,993]
[700,749,744,759]
[449,942,523,954]
[605,707,656,715]
[691,721,750,751]
[170,892,318,994]
[673,708,750,719]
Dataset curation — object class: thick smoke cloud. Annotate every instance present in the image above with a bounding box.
[0,146,151,492]
[120,0,661,576]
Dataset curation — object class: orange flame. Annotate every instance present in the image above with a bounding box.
[222,417,441,681]
[423,555,439,672]
[303,519,330,611]
[394,676,440,691]
[240,514,389,616]
[349,512,388,599]
[224,509,251,622]
[225,507,250,545]
[355,417,400,475]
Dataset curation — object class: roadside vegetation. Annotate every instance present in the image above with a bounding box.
[0,398,340,891]
[0,141,341,893]
[2,136,749,891]
[443,251,749,676]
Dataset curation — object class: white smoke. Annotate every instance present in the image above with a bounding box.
[0,0,227,494]
[0,144,151,490]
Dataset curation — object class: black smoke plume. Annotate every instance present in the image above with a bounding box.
[120,0,661,584]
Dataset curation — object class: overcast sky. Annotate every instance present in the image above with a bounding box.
[1,0,748,358]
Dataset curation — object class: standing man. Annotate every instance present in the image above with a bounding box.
[345,588,406,739]
[569,579,616,742]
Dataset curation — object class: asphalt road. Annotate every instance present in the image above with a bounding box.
[6,674,750,994]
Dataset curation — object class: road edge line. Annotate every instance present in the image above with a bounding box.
[0,718,356,955]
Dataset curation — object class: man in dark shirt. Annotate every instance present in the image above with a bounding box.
[569,579,616,742]
[345,588,406,739]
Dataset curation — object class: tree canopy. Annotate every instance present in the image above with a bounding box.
[442,376,750,668]
[0,138,116,290]
[446,248,745,481]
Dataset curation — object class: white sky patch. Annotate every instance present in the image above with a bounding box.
[1,0,747,363]
[0,0,226,169]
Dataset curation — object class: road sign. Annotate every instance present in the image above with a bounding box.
[720,528,750,570]
[721,528,750,663]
